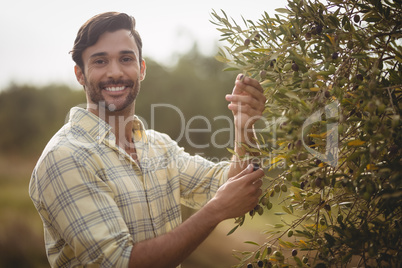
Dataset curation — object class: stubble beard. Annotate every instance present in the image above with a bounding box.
[85,77,140,112]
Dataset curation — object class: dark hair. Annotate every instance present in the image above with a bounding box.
[71,12,143,70]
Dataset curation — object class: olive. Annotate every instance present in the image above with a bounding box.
[267,247,272,254]
[244,39,251,46]
[315,177,323,188]
[354,14,360,23]
[274,184,281,193]
[292,63,300,72]
[281,184,288,192]
[347,40,354,49]
[283,63,292,71]
[266,202,273,210]
[302,256,309,264]
[329,65,336,74]
[314,24,323,34]
[288,230,294,237]
[317,25,323,34]
[260,70,267,79]
[295,140,302,149]
[257,205,264,215]
[297,153,308,160]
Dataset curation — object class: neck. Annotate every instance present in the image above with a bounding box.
[88,103,136,150]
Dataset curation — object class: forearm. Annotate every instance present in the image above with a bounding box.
[128,202,222,268]
[226,74,265,178]
[129,164,264,267]
[228,126,259,178]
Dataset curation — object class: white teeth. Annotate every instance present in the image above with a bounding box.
[105,86,125,92]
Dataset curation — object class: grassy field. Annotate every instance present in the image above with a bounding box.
[0,155,283,268]
[0,155,48,268]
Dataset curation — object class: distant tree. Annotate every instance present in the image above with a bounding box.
[139,47,236,159]
[0,49,237,160]
[0,84,85,156]
[212,0,401,267]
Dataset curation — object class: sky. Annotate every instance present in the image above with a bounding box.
[0,0,288,89]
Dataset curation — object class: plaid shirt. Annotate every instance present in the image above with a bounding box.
[29,107,230,267]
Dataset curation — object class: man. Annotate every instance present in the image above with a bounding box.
[29,12,266,268]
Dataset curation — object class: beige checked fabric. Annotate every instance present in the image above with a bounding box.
[29,107,230,267]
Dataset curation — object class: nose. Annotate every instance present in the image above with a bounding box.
[107,60,123,80]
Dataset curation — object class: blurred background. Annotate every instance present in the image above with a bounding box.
[0,0,287,267]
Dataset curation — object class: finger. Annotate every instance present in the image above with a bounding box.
[244,76,264,92]
[233,81,265,97]
[233,75,264,96]
[240,85,265,102]
[236,73,245,81]
[226,95,265,113]
[232,84,266,107]
[236,74,261,89]
[256,188,263,197]
[227,103,263,118]
[244,168,265,184]
[253,178,263,187]
[231,163,254,180]
[236,76,264,93]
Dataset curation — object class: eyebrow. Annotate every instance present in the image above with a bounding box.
[89,50,137,59]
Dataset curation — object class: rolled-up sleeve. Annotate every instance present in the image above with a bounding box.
[150,131,230,210]
[30,148,133,267]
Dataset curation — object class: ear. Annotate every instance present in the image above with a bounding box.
[74,65,86,86]
[140,59,146,81]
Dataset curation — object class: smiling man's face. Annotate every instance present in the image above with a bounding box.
[75,29,146,113]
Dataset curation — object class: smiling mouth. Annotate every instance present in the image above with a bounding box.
[99,79,135,92]
[104,86,126,92]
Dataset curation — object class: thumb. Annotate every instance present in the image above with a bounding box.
[231,164,254,180]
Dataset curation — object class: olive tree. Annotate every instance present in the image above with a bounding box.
[211,0,401,267]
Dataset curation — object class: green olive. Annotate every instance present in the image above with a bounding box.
[283,63,292,71]
[287,230,294,237]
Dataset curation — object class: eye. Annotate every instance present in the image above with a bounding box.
[121,56,134,63]
[94,59,107,65]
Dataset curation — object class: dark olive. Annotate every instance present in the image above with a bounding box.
[292,63,299,72]
[354,15,360,23]
[244,39,251,46]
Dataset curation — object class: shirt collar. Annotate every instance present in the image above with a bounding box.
[68,107,147,144]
